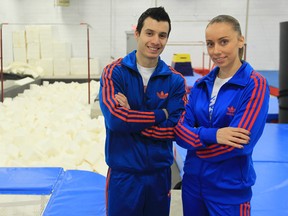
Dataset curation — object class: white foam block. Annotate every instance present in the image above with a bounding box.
[40,41,53,58]
[39,25,53,44]
[53,42,71,59]
[27,43,40,59]
[90,58,100,76]
[13,47,27,63]
[25,25,39,43]
[27,59,39,67]
[12,31,26,48]
[54,59,70,76]
[39,58,54,76]
[70,58,88,75]
[14,77,34,86]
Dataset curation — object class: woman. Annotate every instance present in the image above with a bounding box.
[174,15,270,215]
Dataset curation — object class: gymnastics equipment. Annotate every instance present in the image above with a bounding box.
[279,21,288,123]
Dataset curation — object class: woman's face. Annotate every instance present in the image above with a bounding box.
[205,22,244,72]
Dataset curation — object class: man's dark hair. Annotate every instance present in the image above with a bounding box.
[136,6,171,37]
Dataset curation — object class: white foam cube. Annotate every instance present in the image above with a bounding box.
[27,58,39,65]
[39,58,54,76]
[90,58,100,76]
[25,25,39,43]
[70,58,88,75]
[53,42,71,59]
[40,41,53,58]
[27,42,40,59]
[12,31,26,48]
[13,47,27,63]
[54,59,70,76]
[39,25,53,44]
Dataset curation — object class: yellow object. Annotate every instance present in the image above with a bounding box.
[55,0,70,7]
[171,53,194,76]
[172,53,191,63]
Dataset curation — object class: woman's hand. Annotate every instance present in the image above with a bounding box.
[115,92,130,109]
[216,127,250,149]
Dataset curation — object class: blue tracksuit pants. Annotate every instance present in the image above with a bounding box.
[182,173,251,216]
[106,167,171,216]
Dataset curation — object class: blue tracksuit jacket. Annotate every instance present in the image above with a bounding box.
[175,61,270,204]
[99,51,187,173]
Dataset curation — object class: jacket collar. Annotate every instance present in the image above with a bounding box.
[122,50,172,77]
[197,61,254,87]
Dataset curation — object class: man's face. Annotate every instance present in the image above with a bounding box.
[135,17,169,67]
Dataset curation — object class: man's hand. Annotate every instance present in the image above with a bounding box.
[216,127,250,149]
[115,92,130,109]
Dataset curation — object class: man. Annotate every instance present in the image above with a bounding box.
[99,6,187,216]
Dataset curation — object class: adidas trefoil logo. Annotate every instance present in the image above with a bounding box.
[157,91,168,99]
[227,106,236,116]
